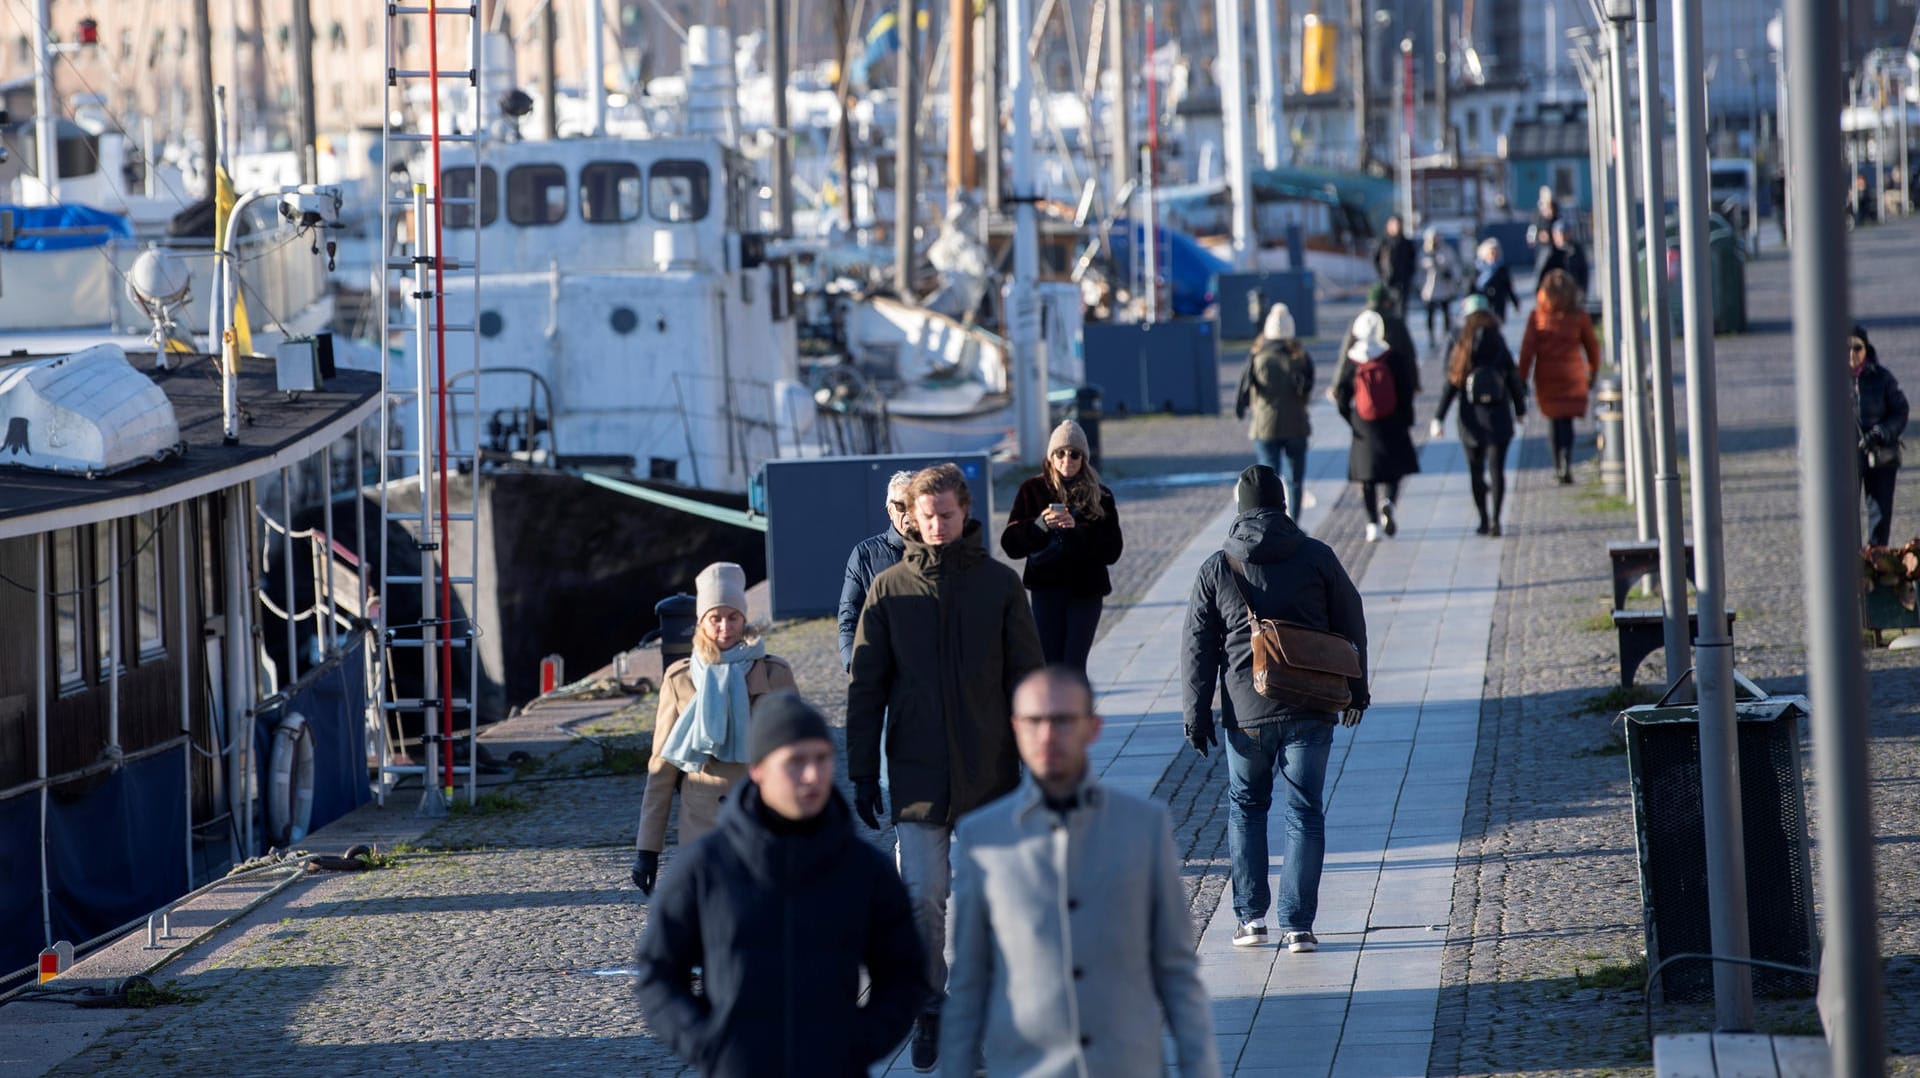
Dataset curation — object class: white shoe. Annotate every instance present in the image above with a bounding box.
[1365,523,1381,543]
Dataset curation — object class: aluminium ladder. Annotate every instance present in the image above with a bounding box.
[377,0,485,815]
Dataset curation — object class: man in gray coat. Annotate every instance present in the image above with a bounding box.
[941,667,1219,1078]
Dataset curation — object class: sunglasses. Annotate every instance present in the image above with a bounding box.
[1051,448,1084,460]
[1850,342,1866,352]
[889,499,908,512]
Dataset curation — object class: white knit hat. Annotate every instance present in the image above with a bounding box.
[1262,303,1295,341]
[695,562,748,620]
[1347,310,1389,362]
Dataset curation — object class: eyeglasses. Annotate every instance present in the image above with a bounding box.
[888,499,908,512]
[1850,343,1866,353]
[1013,712,1090,729]
[1051,448,1083,460]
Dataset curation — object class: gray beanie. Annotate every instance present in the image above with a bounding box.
[695,562,748,620]
[1235,464,1287,513]
[747,693,832,764]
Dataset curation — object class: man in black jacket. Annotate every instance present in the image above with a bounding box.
[847,462,1045,1071]
[634,694,927,1077]
[1372,214,1417,316]
[838,469,917,670]
[1181,466,1369,955]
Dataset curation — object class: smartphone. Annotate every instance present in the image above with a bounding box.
[1048,502,1067,515]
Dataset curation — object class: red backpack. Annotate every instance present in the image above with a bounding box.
[1353,357,1398,421]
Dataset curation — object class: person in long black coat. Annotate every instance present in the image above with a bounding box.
[1430,297,1528,536]
[1853,323,1909,547]
[1333,309,1420,542]
[1467,238,1519,323]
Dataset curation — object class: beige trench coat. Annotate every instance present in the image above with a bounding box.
[634,654,798,853]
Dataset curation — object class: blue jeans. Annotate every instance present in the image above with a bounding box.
[1253,437,1309,521]
[1225,717,1334,930]
[895,821,953,1011]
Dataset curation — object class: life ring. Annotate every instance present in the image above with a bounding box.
[267,713,316,847]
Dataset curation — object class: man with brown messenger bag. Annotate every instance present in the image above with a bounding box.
[1181,465,1370,953]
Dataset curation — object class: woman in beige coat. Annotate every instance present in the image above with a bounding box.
[630,562,797,895]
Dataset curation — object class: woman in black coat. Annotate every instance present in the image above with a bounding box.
[1001,419,1124,671]
[1334,310,1421,542]
[1431,296,1528,536]
[1467,238,1518,323]
[1853,323,1909,547]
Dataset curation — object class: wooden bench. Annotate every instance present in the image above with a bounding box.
[1612,608,1736,687]
[1607,539,1695,611]
[1654,1032,1829,1077]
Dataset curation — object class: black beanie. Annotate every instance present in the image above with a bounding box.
[747,692,832,764]
[1235,464,1287,513]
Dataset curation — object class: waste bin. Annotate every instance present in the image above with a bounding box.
[1071,385,1104,470]
[654,593,697,667]
[1623,674,1816,1003]
[1649,212,1748,336]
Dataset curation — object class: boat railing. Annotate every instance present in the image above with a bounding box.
[104,229,330,338]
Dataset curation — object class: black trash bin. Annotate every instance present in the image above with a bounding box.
[654,593,697,667]
[1623,675,1817,1003]
[1072,385,1104,470]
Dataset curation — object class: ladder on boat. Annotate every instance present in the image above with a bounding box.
[376,0,486,815]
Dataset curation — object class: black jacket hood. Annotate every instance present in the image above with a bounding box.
[713,780,856,889]
[900,517,988,576]
[1223,508,1305,564]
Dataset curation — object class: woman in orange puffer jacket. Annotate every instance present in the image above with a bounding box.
[1518,269,1602,483]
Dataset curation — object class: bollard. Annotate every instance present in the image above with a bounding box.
[38,940,72,983]
[1595,375,1625,496]
[538,654,565,695]
[1073,385,1104,470]
[1285,223,1305,270]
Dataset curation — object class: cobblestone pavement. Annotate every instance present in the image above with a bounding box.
[1433,216,1920,1076]
[19,303,1389,1076]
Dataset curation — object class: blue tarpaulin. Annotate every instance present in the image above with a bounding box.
[251,631,372,853]
[1,203,133,250]
[1107,220,1231,318]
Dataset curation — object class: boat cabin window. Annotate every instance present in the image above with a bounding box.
[134,511,165,661]
[441,165,498,228]
[580,161,643,223]
[94,521,118,678]
[50,528,85,692]
[507,164,568,226]
[648,159,710,223]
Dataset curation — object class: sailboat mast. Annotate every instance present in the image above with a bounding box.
[30,0,56,200]
[948,0,976,196]
[894,0,919,294]
[769,0,791,234]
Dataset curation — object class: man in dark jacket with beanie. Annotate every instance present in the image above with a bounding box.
[1181,465,1369,954]
[847,461,1045,1071]
[635,693,928,1077]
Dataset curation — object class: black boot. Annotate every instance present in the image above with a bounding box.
[1555,447,1574,484]
[1471,485,1489,535]
[1491,485,1506,535]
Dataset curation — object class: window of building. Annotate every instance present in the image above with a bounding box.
[648,159,710,222]
[441,165,498,228]
[506,164,568,225]
[51,529,84,691]
[365,17,377,49]
[329,21,347,50]
[119,28,132,61]
[580,161,642,222]
[135,512,165,660]
[330,85,344,111]
[94,521,118,678]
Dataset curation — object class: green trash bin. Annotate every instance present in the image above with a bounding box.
[1647,212,1748,337]
[1623,672,1816,1003]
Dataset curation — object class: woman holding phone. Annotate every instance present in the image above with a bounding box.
[1000,420,1125,672]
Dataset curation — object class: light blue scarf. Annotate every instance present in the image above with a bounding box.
[658,639,766,773]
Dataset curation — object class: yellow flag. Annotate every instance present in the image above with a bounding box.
[213,166,254,357]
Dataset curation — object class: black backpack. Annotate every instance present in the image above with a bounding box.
[1465,364,1508,407]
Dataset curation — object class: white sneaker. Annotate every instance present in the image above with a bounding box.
[1233,921,1269,947]
[1365,523,1381,543]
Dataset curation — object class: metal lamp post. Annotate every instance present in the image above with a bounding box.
[1600,1,1656,536]
[1672,0,1755,1028]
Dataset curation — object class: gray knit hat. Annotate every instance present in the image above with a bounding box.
[695,561,748,620]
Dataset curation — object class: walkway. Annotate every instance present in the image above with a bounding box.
[878,350,1510,1075]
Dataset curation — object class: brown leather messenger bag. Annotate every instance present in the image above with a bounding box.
[1222,555,1361,713]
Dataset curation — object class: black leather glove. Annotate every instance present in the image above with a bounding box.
[631,850,659,895]
[1185,718,1216,758]
[853,778,885,831]
[1340,707,1366,728]
[1866,427,1888,447]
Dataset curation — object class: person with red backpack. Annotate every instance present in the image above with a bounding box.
[1334,309,1421,542]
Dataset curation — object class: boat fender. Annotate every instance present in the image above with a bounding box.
[266,713,316,848]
